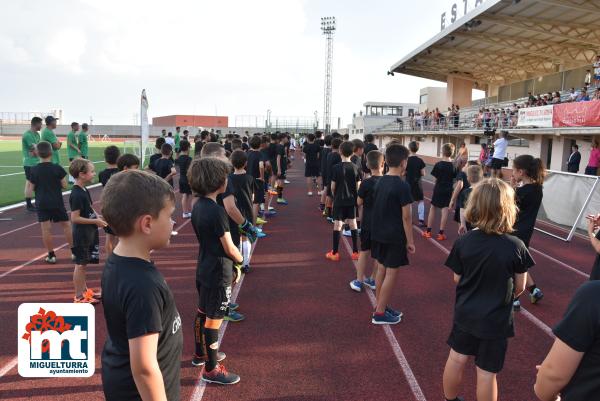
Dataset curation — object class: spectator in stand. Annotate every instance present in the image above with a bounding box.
[528,92,536,104]
[491,131,509,178]
[585,69,593,86]
[585,140,600,176]
[594,54,600,87]
[551,91,562,104]
[577,88,590,102]
[594,88,600,101]
[567,144,581,173]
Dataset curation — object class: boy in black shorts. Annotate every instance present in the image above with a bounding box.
[175,139,193,218]
[99,145,121,255]
[458,165,482,235]
[351,149,384,292]
[100,170,183,400]
[275,133,288,205]
[189,157,243,385]
[406,141,426,226]
[319,135,332,210]
[230,150,258,272]
[370,143,415,325]
[155,143,176,186]
[247,136,267,231]
[423,143,456,241]
[147,137,165,174]
[326,141,361,262]
[69,158,107,304]
[323,137,343,221]
[302,133,321,196]
[29,141,73,264]
[362,134,378,177]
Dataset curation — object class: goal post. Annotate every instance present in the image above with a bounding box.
[123,140,155,167]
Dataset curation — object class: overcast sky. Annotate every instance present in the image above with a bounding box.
[1,0,484,126]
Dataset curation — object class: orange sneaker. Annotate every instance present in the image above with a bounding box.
[436,233,447,241]
[422,231,432,239]
[351,252,359,260]
[268,190,278,196]
[73,294,99,304]
[325,251,340,261]
[84,288,102,300]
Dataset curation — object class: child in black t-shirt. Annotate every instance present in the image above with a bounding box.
[275,133,288,205]
[175,139,193,218]
[324,137,343,221]
[247,136,266,226]
[147,137,165,174]
[326,141,361,261]
[116,153,140,171]
[69,159,108,304]
[302,133,321,196]
[154,143,176,186]
[29,141,73,264]
[443,178,533,401]
[510,155,546,311]
[100,170,183,400]
[370,143,414,325]
[319,135,332,211]
[351,149,384,292]
[99,145,121,255]
[406,141,427,226]
[423,143,456,241]
[188,157,243,385]
[230,150,258,272]
[458,165,483,235]
[450,160,480,232]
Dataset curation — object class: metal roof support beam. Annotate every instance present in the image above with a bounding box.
[534,0,600,16]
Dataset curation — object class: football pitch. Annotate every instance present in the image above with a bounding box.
[0,139,128,207]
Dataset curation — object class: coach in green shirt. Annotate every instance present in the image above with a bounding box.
[174,126,181,154]
[79,123,89,158]
[67,122,81,160]
[22,116,43,211]
[40,115,61,164]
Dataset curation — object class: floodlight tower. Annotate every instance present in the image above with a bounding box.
[321,16,336,134]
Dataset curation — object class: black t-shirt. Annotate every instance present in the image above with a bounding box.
[101,254,183,401]
[331,161,361,207]
[242,143,249,151]
[192,197,234,288]
[229,173,254,222]
[458,186,473,210]
[268,143,278,163]
[357,175,382,231]
[445,230,534,339]
[325,151,342,184]
[320,147,331,178]
[154,158,174,185]
[276,144,287,173]
[303,142,321,167]
[216,179,240,246]
[406,156,426,185]
[99,168,119,187]
[513,184,543,246]
[148,153,161,173]
[431,160,456,191]
[591,231,600,281]
[246,150,262,179]
[194,141,204,157]
[224,142,232,153]
[370,175,413,244]
[30,162,67,210]
[174,155,192,185]
[553,281,600,401]
[362,143,378,173]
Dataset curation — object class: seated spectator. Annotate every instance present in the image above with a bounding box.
[552,91,561,104]
[569,87,578,102]
[577,89,590,102]
[594,88,600,101]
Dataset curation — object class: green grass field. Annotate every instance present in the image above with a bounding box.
[0,139,132,207]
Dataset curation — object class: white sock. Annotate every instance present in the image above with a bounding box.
[418,201,425,221]
[242,240,251,266]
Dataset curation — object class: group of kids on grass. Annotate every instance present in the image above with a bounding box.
[19,113,600,400]
[302,131,600,401]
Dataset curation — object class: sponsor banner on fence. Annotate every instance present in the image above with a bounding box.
[553,100,600,127]
[517,105,554,128]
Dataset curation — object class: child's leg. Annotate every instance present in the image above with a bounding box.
[204,318,223,371]
[332,220,343,253]
[252,204,259,225]
[348,218,358,253]
[475,367,498,401]
[375,262,385,301]
[194,309,207,358]
[306,177,312,193]
[357,251,369,281]
[60,221,73,248]
[418,200,425,222]
[182,194,189,214]
[40,221,54,253]
[240,236,251,267]
[427,205,436,231]
[73,264,87,297]
[440,207,449,232]
[443,349,469,400]
[375,267,399,313]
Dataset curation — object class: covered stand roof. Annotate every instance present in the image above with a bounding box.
[389,0,600,87]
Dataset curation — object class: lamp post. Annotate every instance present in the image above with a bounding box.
[321,16,336,134]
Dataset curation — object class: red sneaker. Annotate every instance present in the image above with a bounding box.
[325,251,340,261]
[436,233,447,241]
[351,252,359,260]
[422,231,432,239]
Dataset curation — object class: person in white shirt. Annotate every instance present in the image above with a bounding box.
[491,131,509,178]
[165,132,175,147]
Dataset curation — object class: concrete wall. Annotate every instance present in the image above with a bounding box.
[152,115,228,127]
[446,76,473,109]
[420,87,448,112]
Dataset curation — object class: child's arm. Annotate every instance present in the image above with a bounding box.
[129,333,168,401]
[330,181,336,196]
[356,196,364,207]
[449,180,463,209]
[165,167,177,182]
[534,338,583,401]
[61,177,67,190]
[219,232,243,264]
[458,208,467,235]
[514,272,527,297]
[453,273,461,284]
[259,161,265,181]
[276,154,282,176]
[587,217,600,253]
[402,204,415,253]
[71,210,107,227]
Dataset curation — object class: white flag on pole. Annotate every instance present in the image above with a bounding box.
[140,89,149,166]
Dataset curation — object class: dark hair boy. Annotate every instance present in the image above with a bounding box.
[406,141,426,226]
[154,143,176,186]
[303,132,321,195]
[175,139,193,218]
[117,154,140,171]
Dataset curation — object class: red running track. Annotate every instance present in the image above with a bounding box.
[0,157,596,400]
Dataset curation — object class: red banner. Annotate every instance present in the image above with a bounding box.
[552,100,600,127]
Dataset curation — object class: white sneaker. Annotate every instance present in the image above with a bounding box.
[284,180,290,184]
[342,229,352,237]
[182,212,192,219]
[308,192,313,196]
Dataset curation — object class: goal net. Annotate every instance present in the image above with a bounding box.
[123,140,156,168]
[535,170,600,241]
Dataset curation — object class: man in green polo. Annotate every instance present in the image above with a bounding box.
[22,116,43,211]
[40,115,62,165]
[174,126,181,156]
[79,123,89,159]
[67,122,81,161]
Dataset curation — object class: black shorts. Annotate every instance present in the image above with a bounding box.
[491,158,504,170]
[277,170,287,180]
[431,187,452,208]
[72,228,100,265]
[305,164,320,178]
[447,324,508,373]
[332,205,356,221]
[197,283,231,319]
[179,181,192,195]
[326,185,333,198]
[409,181,424,201]
[24,166,33,181]
[37,207,69,223]
[360,229,372,252]
[254,179,265,204]
[371,241,408,268]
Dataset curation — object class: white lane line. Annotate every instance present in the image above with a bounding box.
[0,244,69,279]
[0,221,38,238]
[341,238,427,401]
[0,183,102,213]
[410,225,555,339]
[0,357,18,378]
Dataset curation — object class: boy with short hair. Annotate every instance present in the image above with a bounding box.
[79,123,90,159]
[30,141,73,264]
[350,149,384,292]
[174,126,181,156]
[155,143,177,186]
[319,135,332,210]
[302,133,321,196]
[100,170,183,400]
[424,143,456,241]
[22,117,42,211]
[458,165,483,235]
[275,133,288,205]
[323,138,343,220]
[189,157,243,384]
[41,115,62,165]
[99,145,121,255]
[69,158,107,303]
[350,138,365,173]
[406,141,426,226]
[370,143,415,325]
[117,154,140,171]
[231,138,243,151]
[148,137,166,173]
[67,122,81,182]
[326,141,361,261]
[175,139,193,218]
[247,136,267,230]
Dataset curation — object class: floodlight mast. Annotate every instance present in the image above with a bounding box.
[321,16,336,134]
